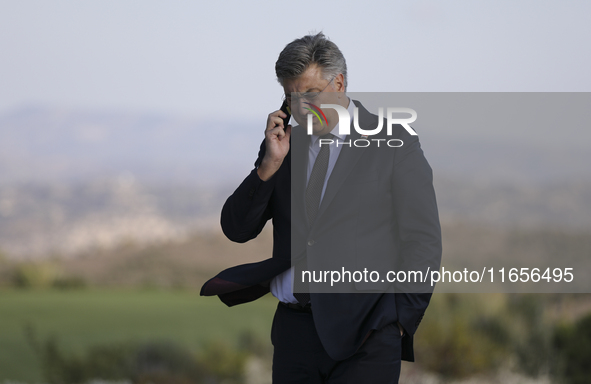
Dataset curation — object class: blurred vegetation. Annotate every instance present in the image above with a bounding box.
[552,312,591,384]
[1,290,589,383]
[0,289,276,383]
[24,323,259,384]
[0,229,273,290]
[414,293,591,380]
[0,223,590,383]
[416,294,509,378]
[3,260,88,290]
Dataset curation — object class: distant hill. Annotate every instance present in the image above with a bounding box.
[2,101,590,186]
[0,104,590,258]
[0,105,262,185]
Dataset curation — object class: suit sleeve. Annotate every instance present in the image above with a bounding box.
[221,140,276,243]
[391,131,442,337]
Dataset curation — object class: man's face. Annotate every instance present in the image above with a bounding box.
[283,64,345,136]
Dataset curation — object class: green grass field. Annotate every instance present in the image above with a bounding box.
[0,288,278,382]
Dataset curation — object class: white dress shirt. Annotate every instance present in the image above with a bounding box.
[271,98,354,303]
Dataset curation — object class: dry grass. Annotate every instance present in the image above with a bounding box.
[58,226,273,289]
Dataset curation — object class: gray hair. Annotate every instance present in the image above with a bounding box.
[275,32,348,90]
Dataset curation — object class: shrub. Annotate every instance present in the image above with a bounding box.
[414,293,552,379]
[25,325,260,384]
[415,294,508,378]
[13,261,60,288]
[52,276,88,290]
[197,340,248,384]
[553,313,591,384]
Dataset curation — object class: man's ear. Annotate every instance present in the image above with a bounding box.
[333,73,345,92]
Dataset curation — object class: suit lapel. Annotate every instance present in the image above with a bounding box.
[314,100,371,224]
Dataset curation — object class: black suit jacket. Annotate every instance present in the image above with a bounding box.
[201,100,442,362]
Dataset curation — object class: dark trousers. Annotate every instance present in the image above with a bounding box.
[271,302,402,384]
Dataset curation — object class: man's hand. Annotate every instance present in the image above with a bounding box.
[257,109,292,181]
[397,322,405,336]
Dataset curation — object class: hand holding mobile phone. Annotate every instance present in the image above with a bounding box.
[257,101,292,181]
[280,100,291,129]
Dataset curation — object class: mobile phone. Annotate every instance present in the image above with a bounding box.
[280,100,291,128]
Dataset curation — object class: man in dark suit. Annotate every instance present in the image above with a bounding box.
[201,32,441,383]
